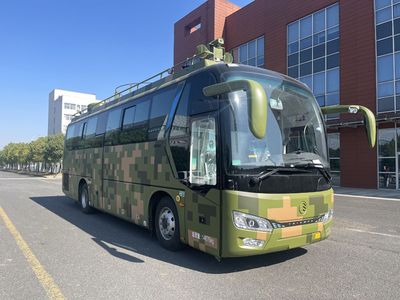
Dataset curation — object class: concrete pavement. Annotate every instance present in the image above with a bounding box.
[0,171,399,299]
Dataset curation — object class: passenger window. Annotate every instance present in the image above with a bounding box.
[66,124,76,150]
[96,112,107,135]
[83,117,100,148]
[85,117,97,138]
[70,122,84,150]
[189,117,217,185]
[105,108,122,146]
[170,85,190,177]
[149,85,177,140]
[132,100,150,143]
[122,106,136,129]
[106,109,122,132]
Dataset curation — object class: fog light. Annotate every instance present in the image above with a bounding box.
[321,208,334,222]
[242,238,265,248]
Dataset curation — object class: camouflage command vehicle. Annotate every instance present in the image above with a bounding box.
[62,39,376,259]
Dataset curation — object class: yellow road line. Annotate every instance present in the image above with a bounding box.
[0,206,65,300]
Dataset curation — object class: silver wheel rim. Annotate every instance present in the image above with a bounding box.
[81,190,87,209]
[158,207,176,241]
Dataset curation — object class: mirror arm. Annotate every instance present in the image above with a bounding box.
[321,105,376,148]
[203,80,267,139]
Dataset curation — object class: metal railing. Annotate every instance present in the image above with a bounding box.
[71,39,227,121]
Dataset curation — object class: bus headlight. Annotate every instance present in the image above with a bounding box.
[321,208,334,222]
[233,211,273,232]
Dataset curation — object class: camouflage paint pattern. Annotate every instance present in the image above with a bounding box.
[63,137,333,258]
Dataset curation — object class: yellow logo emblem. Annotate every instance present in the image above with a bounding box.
[299,201,308,215]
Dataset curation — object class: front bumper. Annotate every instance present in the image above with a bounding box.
[221,189,334,257]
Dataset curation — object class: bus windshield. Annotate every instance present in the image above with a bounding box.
[222,70,328,172]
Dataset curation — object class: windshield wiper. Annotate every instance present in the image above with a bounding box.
[249,167,311,188]
[292,162,332,183]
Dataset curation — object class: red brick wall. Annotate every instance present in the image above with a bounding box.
[174,0,239,65]
[339,0,377,188]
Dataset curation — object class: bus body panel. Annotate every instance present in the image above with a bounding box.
[63,146,103,206]
[221,189,333,257]
[184,188,220,257]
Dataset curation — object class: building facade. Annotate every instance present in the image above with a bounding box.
[174,0,400,190]
[48,89,98,135]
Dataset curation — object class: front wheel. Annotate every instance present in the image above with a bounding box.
[79,183,94,214]
[155,197,183,251]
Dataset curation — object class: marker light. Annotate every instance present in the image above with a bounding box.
[233,211,273,232]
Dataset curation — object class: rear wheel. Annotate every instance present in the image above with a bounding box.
[79,183,93,214]
[155,197,183,251]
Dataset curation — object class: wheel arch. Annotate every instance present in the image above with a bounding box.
[78,178,87,198]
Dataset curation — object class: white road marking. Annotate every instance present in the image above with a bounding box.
[335,193,400,202]
[346,228,400,239]
[0,178,60,181]
[0,178,46,180]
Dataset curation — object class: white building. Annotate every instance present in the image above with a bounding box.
[48,89,99,135]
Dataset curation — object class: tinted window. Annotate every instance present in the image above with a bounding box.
[376,22,393,40]
[96,112,107,135]
[83,117,102,148]
[65,124,75,150]
[313,44,325,59]
[66,124,75,139]
[67,121,85,150]
[395,35,400,52]
[394,18,400,35]
[377,37,393,56]
[327,39,339,55]
[288,53,299,67]
[122,106,136,129]
[105,108,122,146]
[300,48,312,63]
[327,53,339,69]
[170,84,190,177]
[148,85,178,140]
[188,72,218,115]
[300,62,312,76]
[85,117,97,137]
[106,109,122,132]
[300,37,312,50]
[288,66,298,78]
[131,100,150,143]
[313,58,325,73]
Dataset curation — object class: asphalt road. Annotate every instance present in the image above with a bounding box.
[0,171,399,300]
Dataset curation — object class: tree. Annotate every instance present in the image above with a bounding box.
[43,134,64,173]
[16,143,30,170]
[29,137,46,171]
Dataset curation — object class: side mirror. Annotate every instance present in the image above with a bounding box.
[321,105,376,148]
[203,79,268,139]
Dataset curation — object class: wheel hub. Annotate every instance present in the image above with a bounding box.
[158,208,175,241]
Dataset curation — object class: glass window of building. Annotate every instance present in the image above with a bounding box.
[375,0,400,113]
[327,133,341,186]
[64,103,76,110]
[287,3,340,108]
[232,36,264,67]
[378,127,399,189]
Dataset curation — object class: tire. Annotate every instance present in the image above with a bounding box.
[79,183,94,214]
[155,197,183,251]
